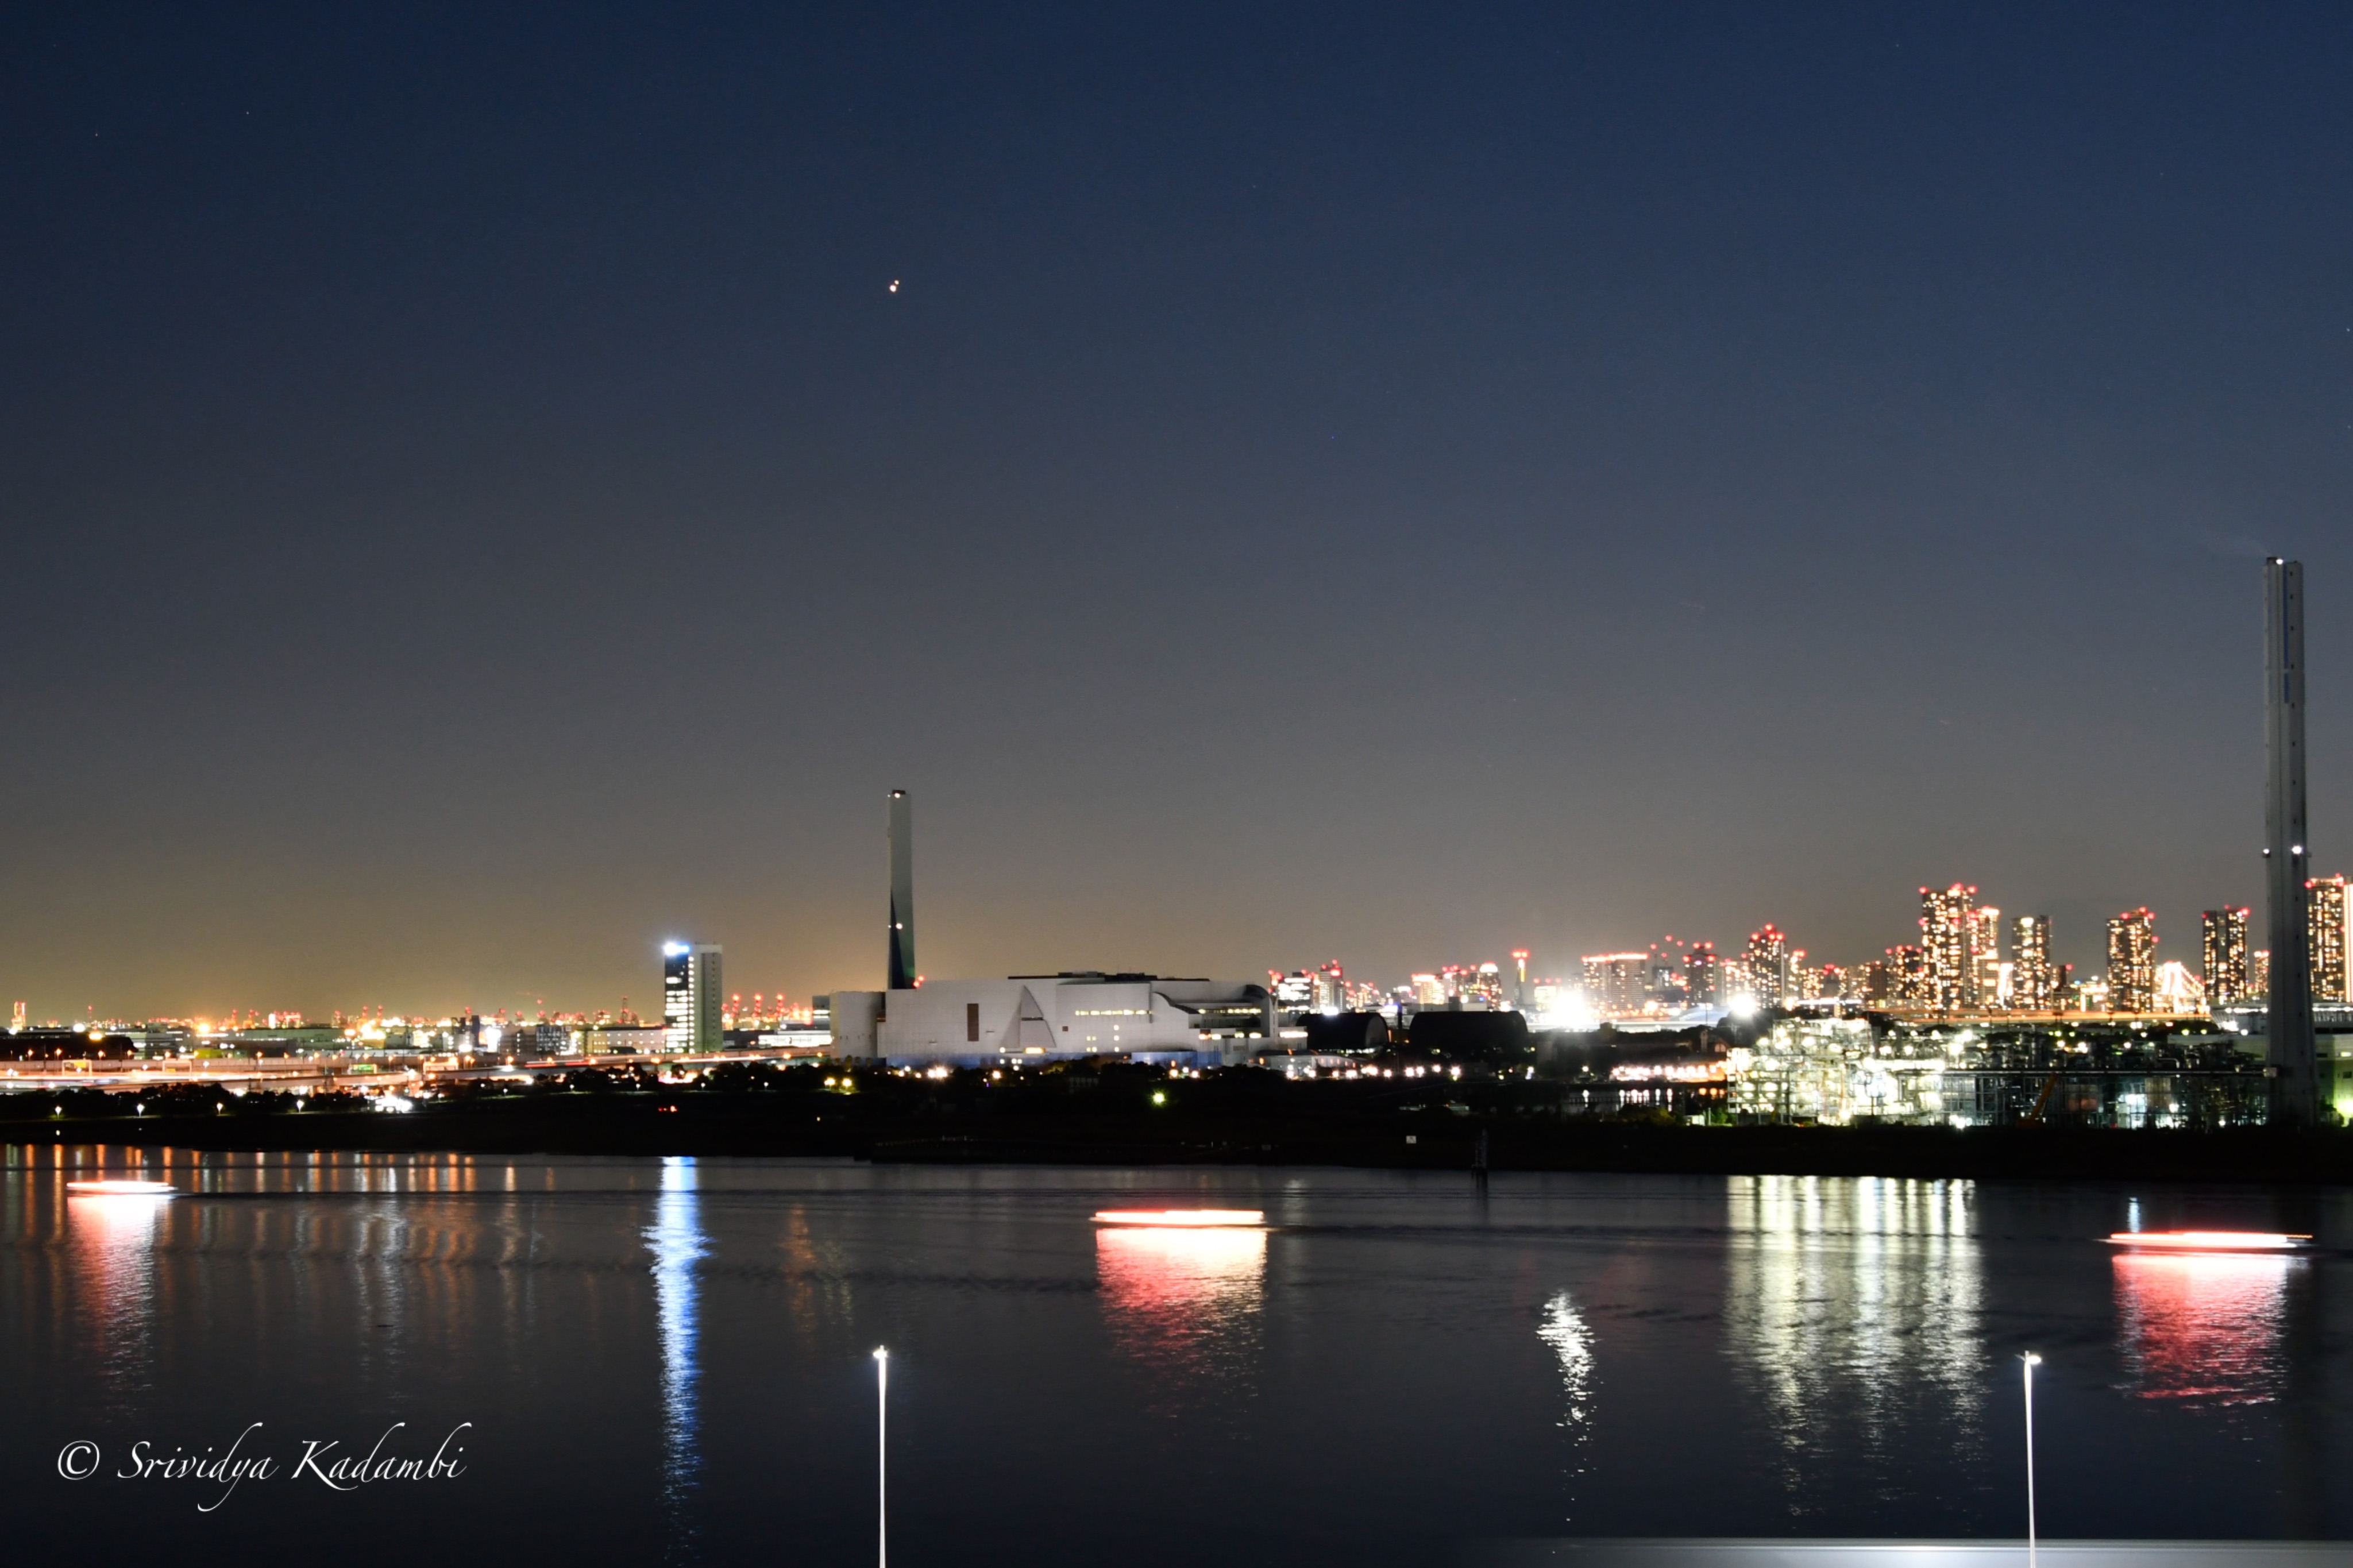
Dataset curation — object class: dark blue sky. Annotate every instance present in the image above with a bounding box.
[5,3,2351,1016]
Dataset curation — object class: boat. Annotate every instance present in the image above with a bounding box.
[64,1179,179,1197]
[2105,1230,2310,1253]
[1091,1208,1265,1227]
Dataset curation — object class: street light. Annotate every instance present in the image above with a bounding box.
[2022,1352,2043,1565]
[874,1347,889,1568]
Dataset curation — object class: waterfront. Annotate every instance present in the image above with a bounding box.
[6,1150,2353,1565]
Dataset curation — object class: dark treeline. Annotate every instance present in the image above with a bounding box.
[6,1060,2352,1183]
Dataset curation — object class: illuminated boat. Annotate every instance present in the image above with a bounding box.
[64,1179,178,1197]
[1091,1208,1265,1227]
[2105,1230,2310,1253]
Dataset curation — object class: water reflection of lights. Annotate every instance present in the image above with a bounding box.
[1725,1175,1982,1505]
[1538,1292,1593,1427]
[68,1187,172,1405]
[646,1157,707,1562]
[1097,1224,1266,1403]
[2115,1250,2298,1405]
[1538,1290,1596,1499]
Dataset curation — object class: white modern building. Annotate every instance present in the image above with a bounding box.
[831,972,1275,1068]
[662,941,724,1054]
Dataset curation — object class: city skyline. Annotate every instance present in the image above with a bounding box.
[14,853,2346,1028]
[6,6,2353,1015]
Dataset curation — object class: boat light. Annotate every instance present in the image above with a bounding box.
[64,1179,179,1198]
[1091,1209,1265,1227]
[2105,1230,2310,1252]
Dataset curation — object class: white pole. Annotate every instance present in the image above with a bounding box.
[874,1347,889,1568]
[2022,1352,2042,1566]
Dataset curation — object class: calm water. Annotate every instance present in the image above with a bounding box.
[5,1146,2352,1565]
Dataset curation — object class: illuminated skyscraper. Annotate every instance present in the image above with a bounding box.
[2011,915,2055,1011]
[1889,944,1930,1006]
[1919,885,1976,1011]
[1581,953,1650,1015]
[2251,949,2271,1000]
[2308,875,2351,1004]
[2106,909,2157,1015]
[1646,943,1683,1006]
[1968,906,2001,1008]
[2201,907,2251,1006]
[1511,950,1531,1008]
[1743,926,1791,1006]
[1684,941,1721,1006]
[662,941,723,1053]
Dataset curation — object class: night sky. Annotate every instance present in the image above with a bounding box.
[6,3,2352,1018]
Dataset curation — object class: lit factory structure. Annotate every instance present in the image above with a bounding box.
[829,791,1276,1068]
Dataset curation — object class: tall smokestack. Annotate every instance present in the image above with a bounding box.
[2265,559,2317,1125]
[887,789,916,990]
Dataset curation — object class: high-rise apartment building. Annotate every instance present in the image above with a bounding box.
[662,941,724,1053]
[1920,885,1977,1011]
[1891,944,1931,1007]
[2011,915,2055,1011]
[1744,926,1791,1006]
[2308,875,2352,1004]
[1684,942,1721,1007]
[1581,953,1650,1015]
[1315,961,1347,1014]
[2106,909,2157,1014]
[1791,953,1823,1001]
[2201,907,2251,1006]
[1969,906,2002,1008]
[2251,949,2271,1000]
[1645,944,1683,1007]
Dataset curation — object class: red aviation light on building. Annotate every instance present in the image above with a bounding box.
[2107,1231,2311,1253]
[1092,1210,1266,1227]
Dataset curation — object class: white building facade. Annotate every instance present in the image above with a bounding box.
[831,972,1275,1068]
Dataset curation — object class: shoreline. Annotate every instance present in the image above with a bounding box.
[10,1108,2353,1184]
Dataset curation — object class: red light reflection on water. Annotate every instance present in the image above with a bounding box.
[2114,1249,2297,1405]
[67,1190,169,1397]
[1096,1225,1266,1389]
